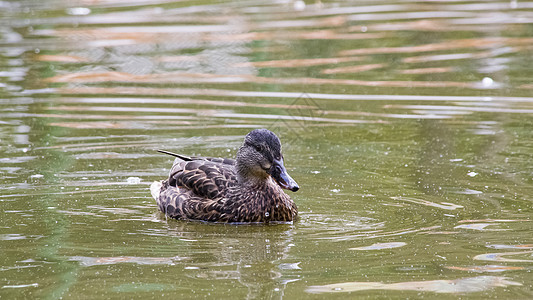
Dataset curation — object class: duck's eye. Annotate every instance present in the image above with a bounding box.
[254,144,263,152]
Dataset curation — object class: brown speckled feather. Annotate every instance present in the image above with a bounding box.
[168,158,236,199]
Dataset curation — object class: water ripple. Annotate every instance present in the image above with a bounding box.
[307,276,522,294]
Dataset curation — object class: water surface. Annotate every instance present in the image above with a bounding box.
[1,0,533,298]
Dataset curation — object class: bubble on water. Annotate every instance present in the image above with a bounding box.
[293,0,305,11]
[66,7,91,16]
[467,172,478,177]
[126,177,142,184]
[481,77,494,87]
[265,212,270,217]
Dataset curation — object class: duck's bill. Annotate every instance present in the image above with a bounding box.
[270,159,299,192]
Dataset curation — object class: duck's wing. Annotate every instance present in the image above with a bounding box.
[156,180,234,222]
[168,157,237,200]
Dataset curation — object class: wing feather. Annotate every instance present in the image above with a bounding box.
[168,157,236,200]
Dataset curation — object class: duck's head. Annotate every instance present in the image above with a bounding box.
[236,129,299,192]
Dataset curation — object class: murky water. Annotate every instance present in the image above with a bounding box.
[2,0,533,298]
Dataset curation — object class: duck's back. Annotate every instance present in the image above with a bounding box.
[169,157,236,199]
[153,156,238,221]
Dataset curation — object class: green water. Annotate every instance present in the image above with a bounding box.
[1,0,533,298]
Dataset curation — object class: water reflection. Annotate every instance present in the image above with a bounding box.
[155,222,299,299]
[349,242,406,251]
[474,251,533,263]
[306,276,522,294]
[445,265,526,273]
[69,255,187,266]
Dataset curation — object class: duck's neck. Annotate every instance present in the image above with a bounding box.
[235,158,269,189]
[236,172,271,190]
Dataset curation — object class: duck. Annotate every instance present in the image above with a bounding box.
[150,129,299,223]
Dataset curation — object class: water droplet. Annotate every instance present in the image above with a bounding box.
[293,0,306,11]
[126,177,142,184]
[481,77,494,87]
[66,7,91,16]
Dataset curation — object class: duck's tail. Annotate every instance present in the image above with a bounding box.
[150,181,162,201]
[157,150,192,161]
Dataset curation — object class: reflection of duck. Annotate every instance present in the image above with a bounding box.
[162,220,299,299]
[150,129,299,223]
